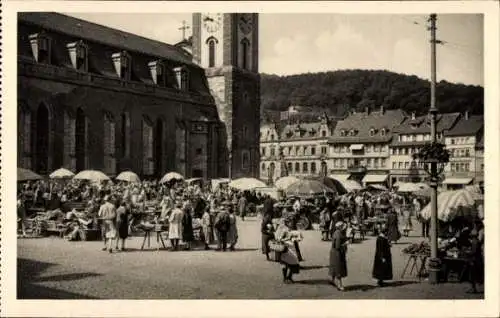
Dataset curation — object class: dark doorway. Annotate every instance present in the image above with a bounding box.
[35,104,49,174]
[75,108,86,171]
[154,119,163,177]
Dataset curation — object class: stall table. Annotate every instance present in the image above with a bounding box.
[401,253,428,280]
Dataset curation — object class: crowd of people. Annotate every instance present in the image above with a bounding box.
[17,178,484,293]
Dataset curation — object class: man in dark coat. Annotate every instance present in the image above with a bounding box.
[329,221,348,291]
[261,212,274,260]
[372,230,393,286]
[262,195,274,217]
[238,194,248,221]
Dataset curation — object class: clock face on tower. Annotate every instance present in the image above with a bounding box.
[238,13,253,35]
[202,13,222,33]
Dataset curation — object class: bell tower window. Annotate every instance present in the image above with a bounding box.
[29,32,51,64]
[240,38,251,70]
[112,51,131,80]
[206,37,218,68]
[67,41,88,71]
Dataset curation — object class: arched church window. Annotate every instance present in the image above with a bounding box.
[206,37,218,68]
[103,111,116,175]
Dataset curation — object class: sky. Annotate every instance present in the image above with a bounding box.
[67,13,483,86]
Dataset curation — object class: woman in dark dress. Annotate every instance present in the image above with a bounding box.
[115,202,129,251]
[329,221,349,291]
[372,229,393,286]
[182,205,194,250]
[386,208,401,243]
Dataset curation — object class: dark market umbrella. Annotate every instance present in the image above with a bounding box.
[303,176,347,195]
[18,167,43,182]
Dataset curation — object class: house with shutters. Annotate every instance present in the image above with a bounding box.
[328,107,406,187]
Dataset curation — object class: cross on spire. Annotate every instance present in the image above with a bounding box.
[178,20,190,40]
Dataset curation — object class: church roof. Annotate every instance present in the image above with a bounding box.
[19,12,196,67]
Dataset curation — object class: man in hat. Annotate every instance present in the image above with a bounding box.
[214,202,231,251]
[98,195,117,253]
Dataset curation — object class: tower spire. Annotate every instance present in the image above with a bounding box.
[178,20,190,40]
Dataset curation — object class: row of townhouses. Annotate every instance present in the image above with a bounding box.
[260,106,484,190]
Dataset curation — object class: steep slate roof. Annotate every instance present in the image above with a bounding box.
[329,109,406,143]
[394,112,461,134]
[18,12,196,66]
[446,115,484,137]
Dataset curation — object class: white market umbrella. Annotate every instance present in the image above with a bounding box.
[18,167,43,182]
[397,182,424,193]
[116,171,141,183]
[341,180,363,192]
[160,172,184,184]
[49,167,75,179]
[285,179,335,197]
[274,176,299,190]
[228,177,267,191]
[74,170,110,182]
[419,189,476,222]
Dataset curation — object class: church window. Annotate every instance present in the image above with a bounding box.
[206,37,218,68]
[67,40,88,71]
[112,51,131,80]
[63,110,76,171]
[103,112,116,175]
[240,38,251,70]
[148,60,166,86]
[121,112,131,158]
[174,66,190,91]
[19,106,33,169]
[241,150,250,169]
[142,116,154,176]
[29,32,51,64]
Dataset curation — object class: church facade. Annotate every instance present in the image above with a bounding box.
[17,12,261,180]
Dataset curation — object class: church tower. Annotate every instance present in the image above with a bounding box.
[192,13,261,179]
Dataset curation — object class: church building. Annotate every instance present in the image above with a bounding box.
[17,12,261,179]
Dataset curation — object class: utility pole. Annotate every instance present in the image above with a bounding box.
[428,13,440,285]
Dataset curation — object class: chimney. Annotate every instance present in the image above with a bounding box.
[380,105,385,114]
[411,112,416,120]
[465,111,469,120]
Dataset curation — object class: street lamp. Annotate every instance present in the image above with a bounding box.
[413,142,450,284]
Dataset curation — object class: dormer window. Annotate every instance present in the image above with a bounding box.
[174,66,190,91]
[321,130,327,137]
[29,32,51,64]
[380,128,387,136]
[148,60,166,86]
[67,41,88,71]
[340,129,346,137]
[112,51,131,80]
[349,129,357,136]
[369,128,376,136]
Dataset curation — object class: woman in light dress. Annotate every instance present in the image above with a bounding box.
[227,208,238,251]
[201,207,213,250]
[274,219,300,283]
[168,201,184,251]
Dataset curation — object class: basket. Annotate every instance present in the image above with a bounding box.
[269,240,288,253]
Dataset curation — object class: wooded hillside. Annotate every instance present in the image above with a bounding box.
[260,70,483,117]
